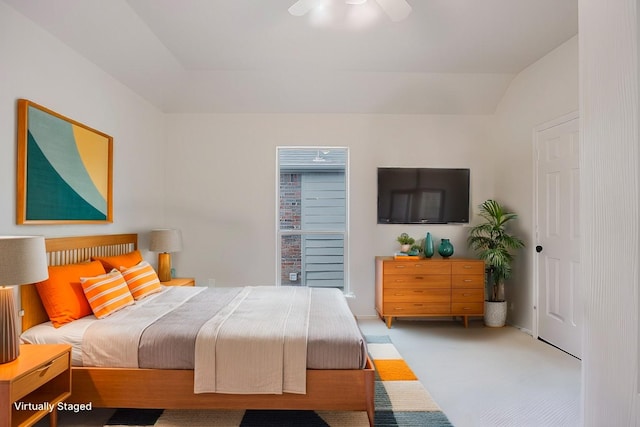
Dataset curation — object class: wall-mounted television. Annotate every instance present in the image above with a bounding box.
[377,167,470,224]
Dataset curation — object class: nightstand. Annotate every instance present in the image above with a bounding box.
[0,344,71,427]
[161,277,195,287]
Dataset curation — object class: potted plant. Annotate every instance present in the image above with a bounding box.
[396,233,415,253]
[467,199,525,327]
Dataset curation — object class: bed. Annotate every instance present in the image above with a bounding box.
[20,234,375,425]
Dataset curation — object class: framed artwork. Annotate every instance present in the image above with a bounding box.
[16,99,113,224]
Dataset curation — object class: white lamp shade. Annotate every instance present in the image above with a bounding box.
[149,229,183,253]
[0,236,48,286]
[0,235,48,364]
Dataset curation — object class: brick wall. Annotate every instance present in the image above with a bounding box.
[280,173,301,284]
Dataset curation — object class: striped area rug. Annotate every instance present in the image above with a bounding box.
[105,335,451,426]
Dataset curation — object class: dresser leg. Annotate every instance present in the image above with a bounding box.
[463,316,469,328]
[386,317,393,328]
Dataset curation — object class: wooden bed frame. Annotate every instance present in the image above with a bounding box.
[20,234,375,425]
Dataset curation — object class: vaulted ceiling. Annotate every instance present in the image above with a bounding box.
[5,0,578,114]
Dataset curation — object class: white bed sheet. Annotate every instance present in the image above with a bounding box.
[21,316,94,366]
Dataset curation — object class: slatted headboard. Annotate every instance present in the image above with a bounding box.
[20,233,138,332]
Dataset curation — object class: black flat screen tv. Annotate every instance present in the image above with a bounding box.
[377,167,470,224]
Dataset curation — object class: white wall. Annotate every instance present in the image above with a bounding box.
[165,114,493,315]
[492,36,579,331]
[0,3,166,257]
[579,0,639,424]
[1,0,579,324]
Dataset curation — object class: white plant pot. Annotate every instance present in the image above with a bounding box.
[400,244,411,252]
[484,300,507,327]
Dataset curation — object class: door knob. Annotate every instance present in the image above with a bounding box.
[536,245,543,253]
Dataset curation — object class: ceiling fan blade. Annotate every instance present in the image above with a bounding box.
[374,0,412,22]
[288,0,325,16]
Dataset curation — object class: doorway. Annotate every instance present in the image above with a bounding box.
[534,112,581,359]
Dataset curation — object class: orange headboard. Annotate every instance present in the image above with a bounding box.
[20,233,138,332]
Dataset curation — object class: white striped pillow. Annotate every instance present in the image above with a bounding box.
[120,261,162,300]
[81,270,134,318]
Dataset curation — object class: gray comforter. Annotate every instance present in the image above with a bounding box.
[83,286,367,371]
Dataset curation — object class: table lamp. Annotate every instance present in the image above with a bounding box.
[149,229,182,282]
[0,236,48,364]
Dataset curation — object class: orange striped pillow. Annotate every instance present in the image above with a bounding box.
[120,261,162,300]
[80,270,134,318]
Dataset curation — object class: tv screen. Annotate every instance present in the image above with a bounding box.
[377,168,470,224]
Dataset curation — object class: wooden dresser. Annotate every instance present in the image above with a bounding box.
[375,256,485,328]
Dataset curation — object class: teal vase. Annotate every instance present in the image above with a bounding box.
[424,232,434,258]
[438,238,454,258]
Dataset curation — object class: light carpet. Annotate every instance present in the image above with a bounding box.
[105,335,452,426]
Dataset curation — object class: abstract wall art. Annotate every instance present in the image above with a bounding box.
[16,99,113,224]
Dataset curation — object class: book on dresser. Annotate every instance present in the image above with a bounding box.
[375,256,485,328]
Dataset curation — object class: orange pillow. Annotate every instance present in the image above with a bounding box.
[81,270,135,318]
[120,261,162,300]
[93,250,143,271]
[35,260,106,328]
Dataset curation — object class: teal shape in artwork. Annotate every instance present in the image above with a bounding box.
[26,132,106,221]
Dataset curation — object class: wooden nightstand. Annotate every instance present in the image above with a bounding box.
[0,344,71,427]
[161,277,195,287]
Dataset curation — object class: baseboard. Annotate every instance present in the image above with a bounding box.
[355,315,379,320]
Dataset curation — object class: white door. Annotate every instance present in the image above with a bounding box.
[535,113,581,358]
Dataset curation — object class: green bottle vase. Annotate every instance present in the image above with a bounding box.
[424,232,434,258]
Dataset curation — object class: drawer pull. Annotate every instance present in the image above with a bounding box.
[464,279,472,282]
[463,265,473,269]
[395,265,406,269]
[34,361,54,373]
[394,307,405,311]
[462,307,471,310]
[414,276,424,280]
[463,293,471,297]
[394,293,404,296]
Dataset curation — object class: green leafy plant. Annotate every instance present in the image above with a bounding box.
[467,199,525,302]
[396,233,415,245]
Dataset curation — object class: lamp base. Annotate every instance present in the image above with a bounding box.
[0,287,19,364]
[157,253,172,282]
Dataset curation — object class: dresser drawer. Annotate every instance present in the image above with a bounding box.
[384,275,451,289]
[384,302,451,315]
[384,261,451,275]
[384,288,451,303]
[11,352,69,402]
[452,288,484,303]
[451,302,484,315]
[452,274,484,288]
[451,261,484,275]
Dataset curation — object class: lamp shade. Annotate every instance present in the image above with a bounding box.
[0,235,48,364]
[0,236,48,285]
[149,229,183,253]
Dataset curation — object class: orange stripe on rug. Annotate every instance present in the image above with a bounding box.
[374,359,418,381]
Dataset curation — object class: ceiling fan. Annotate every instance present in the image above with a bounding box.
[288,0,412,22]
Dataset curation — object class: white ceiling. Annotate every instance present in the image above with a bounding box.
[5,0,578,114]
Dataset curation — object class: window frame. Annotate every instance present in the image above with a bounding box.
[275,146,350,294]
